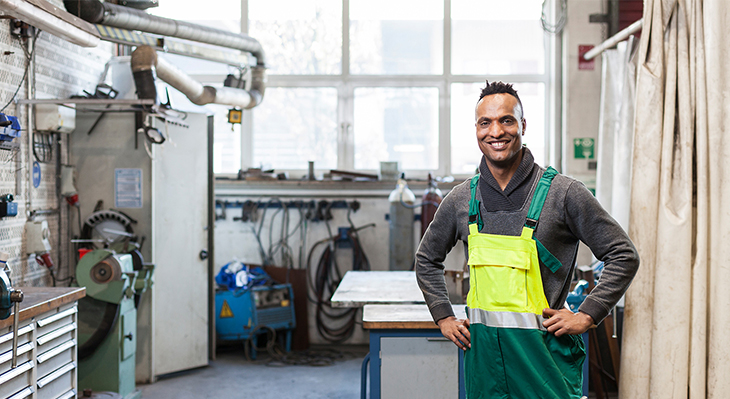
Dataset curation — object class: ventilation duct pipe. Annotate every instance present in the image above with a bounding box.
[132,45,265,109]
[64,0,265,66]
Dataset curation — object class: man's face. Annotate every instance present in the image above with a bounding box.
[475,93,525,169]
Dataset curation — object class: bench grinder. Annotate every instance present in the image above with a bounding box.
[76,249,152,399]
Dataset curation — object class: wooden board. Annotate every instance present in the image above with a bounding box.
[330,271,425,308]
[362,304,467,330]
[0,287,86,329]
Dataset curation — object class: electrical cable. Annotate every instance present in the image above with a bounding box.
[236,324,360,367]
[305,220,375,343]
[0,30,40,113]
[49,267,74,287]
[32,131,53,163]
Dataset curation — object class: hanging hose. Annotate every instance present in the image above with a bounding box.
[306,221,374,343]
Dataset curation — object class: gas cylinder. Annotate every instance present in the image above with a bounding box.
[388,174,416,271]
[420,173,443,238]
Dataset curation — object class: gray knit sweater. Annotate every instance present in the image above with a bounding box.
[416,149,640,325]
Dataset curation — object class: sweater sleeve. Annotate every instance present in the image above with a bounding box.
[415,183,466,323]
[563,181,640,324]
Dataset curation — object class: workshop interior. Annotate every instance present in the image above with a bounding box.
[0,0,724,398]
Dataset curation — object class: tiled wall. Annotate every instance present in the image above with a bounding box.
[0,2,112,287]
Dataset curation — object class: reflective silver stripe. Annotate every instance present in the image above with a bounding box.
[468,307,547,331]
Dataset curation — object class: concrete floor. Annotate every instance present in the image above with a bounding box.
[137,345,369,399]
[136,344,617,399]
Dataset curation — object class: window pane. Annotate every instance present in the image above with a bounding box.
[149,0,241,33]
[451,82,545,174]
[452,0,544,75]
[149,1,242,75]
[252,88,338,170]
[350,0,443,75]
[250,0,342,75]
[163,54,237,76]
[354,87,439,170]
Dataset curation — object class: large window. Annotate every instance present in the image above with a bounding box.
[252,88,338,169]
[354,87,440,170]
[158,1,553,176]
[349,0,443,75]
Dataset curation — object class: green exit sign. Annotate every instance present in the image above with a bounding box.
[573,138,595,159]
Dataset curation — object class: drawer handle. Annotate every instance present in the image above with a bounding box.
[56,389,76,399]
[37,361,75,388]
[426,337,450,342]
[38,307,77,327]
[6,386,33,399]
[0,342,33,364]
[0,361,33,385]
[0,325,34,346]
[37,323,76,346]
[37,340,75,364]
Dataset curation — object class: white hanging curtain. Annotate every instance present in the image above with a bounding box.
[620,0,730,398]
[595,39,638,230]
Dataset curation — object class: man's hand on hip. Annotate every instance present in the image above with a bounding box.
[437,316,471,350]
[542,308,594,336]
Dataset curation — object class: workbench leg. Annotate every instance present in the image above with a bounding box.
[361,353,370,399]
[369,331,381,399]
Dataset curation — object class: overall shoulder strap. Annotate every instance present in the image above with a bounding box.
[524,166,562,273]
[468,174,483,232]
[525,166,558,228]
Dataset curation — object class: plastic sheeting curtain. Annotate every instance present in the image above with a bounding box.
[595,39,638,230]
[620,0,730,398]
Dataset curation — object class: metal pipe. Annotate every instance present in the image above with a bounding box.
[583,19,642,61]
[25,34,34,217]
[29,208,59,217]
[64,0,264,65]
[132,45,265,109]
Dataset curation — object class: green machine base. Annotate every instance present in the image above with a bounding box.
[78,296,138,398]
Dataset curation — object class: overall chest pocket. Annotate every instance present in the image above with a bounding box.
[468,237,532,312]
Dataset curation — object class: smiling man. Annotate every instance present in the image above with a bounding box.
[416,81,640,398]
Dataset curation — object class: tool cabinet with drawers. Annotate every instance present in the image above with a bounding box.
[0,287,85,399]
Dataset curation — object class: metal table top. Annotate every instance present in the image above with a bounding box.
[330,271,425,308]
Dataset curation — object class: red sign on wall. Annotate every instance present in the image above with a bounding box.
[578,45,595,70]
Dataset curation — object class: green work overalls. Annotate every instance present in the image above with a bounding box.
[465,167,586,399]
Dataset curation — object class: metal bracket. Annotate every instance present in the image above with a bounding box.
[589,13,609,23]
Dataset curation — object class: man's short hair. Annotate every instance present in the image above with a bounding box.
[478,81,524,119]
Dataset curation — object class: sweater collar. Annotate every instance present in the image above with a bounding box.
[479,147,535,195]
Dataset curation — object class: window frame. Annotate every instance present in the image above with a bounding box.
[214,0,559,179]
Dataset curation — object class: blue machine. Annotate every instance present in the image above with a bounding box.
[215,284,296,358]
[0,113,21,142]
